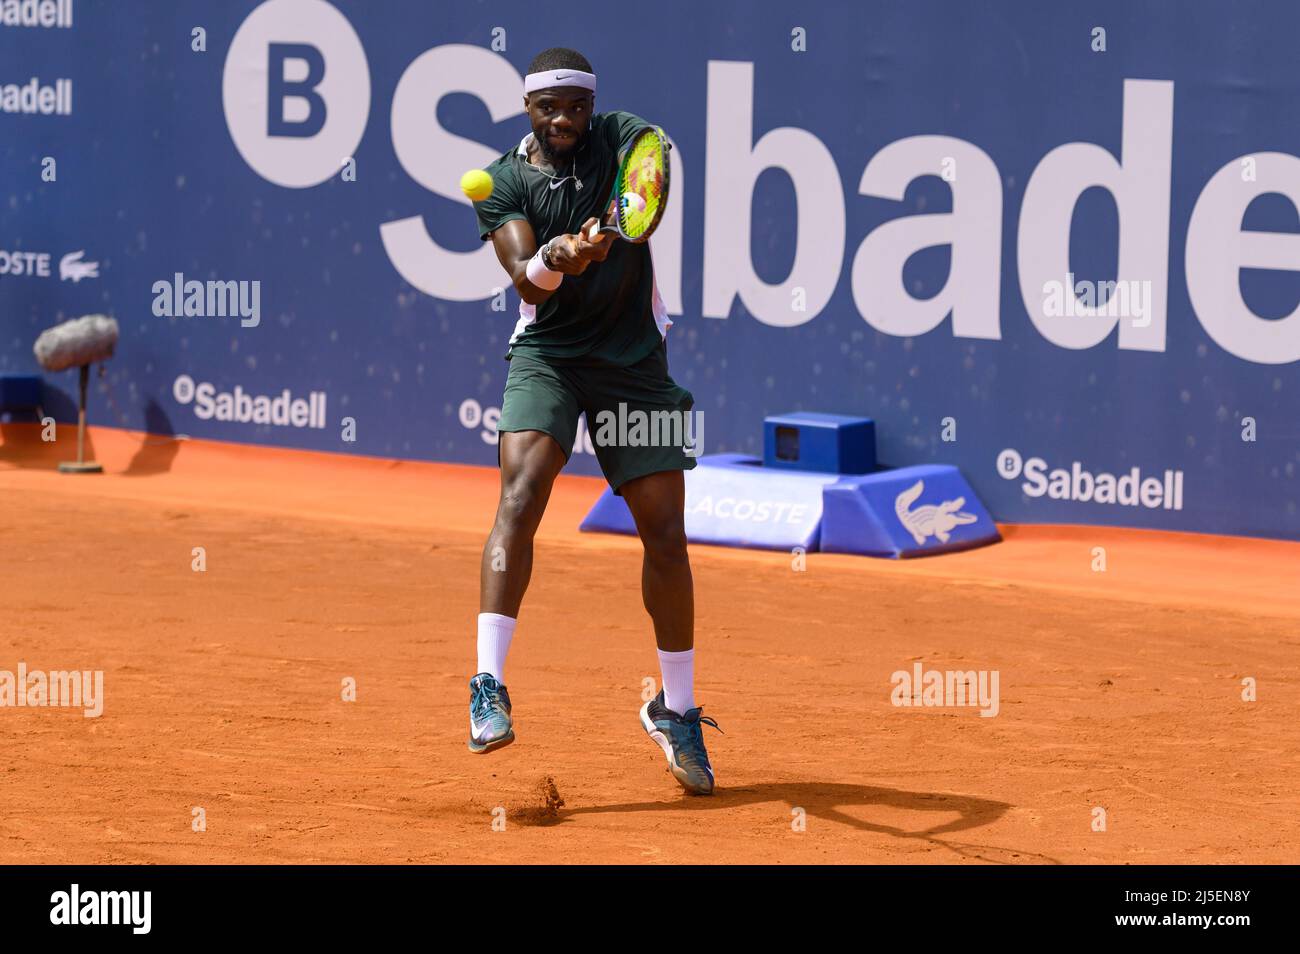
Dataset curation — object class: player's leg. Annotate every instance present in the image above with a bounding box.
[621,475,717,795]
[584,343,719,793]
[586,343,699,697]
[623,471,719,795]
[620,469,693,656]
[469,356,580,754]
[481,429,568,620]
[618,475,712,779]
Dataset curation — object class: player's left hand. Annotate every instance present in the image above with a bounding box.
[575,217,611,262]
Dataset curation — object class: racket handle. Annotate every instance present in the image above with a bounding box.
[588,222,604,242]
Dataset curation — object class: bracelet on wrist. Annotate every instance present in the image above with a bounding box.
[526,244,563,290]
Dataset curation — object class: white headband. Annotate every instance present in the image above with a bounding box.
[524,69,596,94]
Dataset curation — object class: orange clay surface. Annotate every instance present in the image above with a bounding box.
[1,422,1297,864]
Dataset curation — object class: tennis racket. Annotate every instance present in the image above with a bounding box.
[587,125,670,245]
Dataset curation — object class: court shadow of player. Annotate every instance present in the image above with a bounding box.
[557,781,1060,864]
[122,399,182,476]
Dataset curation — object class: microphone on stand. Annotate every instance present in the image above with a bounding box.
[33,314,120,474]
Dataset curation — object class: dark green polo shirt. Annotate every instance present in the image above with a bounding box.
[473,111,666,368]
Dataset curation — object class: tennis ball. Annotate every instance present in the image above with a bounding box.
[460,169,493,202]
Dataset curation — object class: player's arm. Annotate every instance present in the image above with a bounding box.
[488,216,610,305]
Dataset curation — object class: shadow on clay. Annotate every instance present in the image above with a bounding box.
[552,780,1061,864]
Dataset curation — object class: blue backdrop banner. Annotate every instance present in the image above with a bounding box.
[2,0,1298,539]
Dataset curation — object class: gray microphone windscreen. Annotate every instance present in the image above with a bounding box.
[33,314,120,372]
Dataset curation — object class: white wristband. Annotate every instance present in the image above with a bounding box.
[525,244,563,290]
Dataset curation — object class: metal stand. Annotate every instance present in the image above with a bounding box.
[58,363,102,474]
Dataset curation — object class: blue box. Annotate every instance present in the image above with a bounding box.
[0,374,42,410]
[821,464,1001,558]
[763,412,876,475]
[580,453,834,552]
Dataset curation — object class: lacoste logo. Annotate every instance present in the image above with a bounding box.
[895,479,977,545]
[59,250,98,283]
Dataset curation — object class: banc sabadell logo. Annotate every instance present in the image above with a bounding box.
[223,0,1299,367]
[0,0,74,29]
[172,374,328,430]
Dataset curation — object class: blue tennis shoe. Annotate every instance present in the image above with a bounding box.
[468,673,515,754]
[639,690,721,795]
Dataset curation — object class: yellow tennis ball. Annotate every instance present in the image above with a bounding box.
[460,169,493,202]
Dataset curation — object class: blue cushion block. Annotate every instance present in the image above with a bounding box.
[763,412,876,474]
[580,453,835,552]
[0,374,42,409]
[821,464,1001,558]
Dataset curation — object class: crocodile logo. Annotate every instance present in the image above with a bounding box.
[895,479,977,545]
[59,250,99,283]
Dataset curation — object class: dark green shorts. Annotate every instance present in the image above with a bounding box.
[497,343,698,495]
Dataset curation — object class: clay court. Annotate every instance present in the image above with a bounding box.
[1,423,1297,865]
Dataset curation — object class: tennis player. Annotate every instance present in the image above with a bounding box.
[467,47,720,795]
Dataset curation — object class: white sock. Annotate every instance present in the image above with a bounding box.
[657,648,696,714]
[477,613,517,682]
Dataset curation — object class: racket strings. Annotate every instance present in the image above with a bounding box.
[617,133,667,240]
